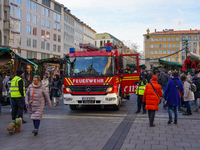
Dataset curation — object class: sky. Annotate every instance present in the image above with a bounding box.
[59,0,200,51]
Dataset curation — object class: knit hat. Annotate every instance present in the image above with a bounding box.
[151,75,158,81]
[17,70,24,76]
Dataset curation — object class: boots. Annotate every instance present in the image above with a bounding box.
[193,109,199,112]
[167,117,173,124]
[54,102,58,107]
[174,119,177,125]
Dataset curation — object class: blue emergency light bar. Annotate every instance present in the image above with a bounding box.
[106,46,111,52]
[70,48,75,53]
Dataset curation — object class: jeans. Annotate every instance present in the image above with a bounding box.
[185,101,191,113]
[194,99,199,109]
[53,97,59,104]
[33,120,41,130]
[161,85,166,92]
[148,110,155,126]
[137,95,146,112]
[168,105,178,120]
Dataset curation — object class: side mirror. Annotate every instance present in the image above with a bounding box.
[120,74,123,78]
[119,69,124,74]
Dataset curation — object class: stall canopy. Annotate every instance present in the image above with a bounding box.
[158,59,183,70]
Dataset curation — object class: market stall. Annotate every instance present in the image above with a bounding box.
[158,59,183,71]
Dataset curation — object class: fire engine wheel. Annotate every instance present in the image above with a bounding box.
[113,104,120,111]
[69,105,79,110]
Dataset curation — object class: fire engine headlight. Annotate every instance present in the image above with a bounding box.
[105,97,116,101]
[106,87,113,92]
[65,97,73,101]
[66,88,72,92]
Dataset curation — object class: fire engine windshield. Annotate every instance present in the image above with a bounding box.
[65,56,114,77]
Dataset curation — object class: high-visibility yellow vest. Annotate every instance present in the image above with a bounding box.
[125,69,131,74]
[136,79,148,95]
[10,76,25,98]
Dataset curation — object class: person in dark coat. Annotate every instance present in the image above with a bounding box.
[156,71,162,85]
[161,71,170,92]
[191,73,200,112]
[51,74,62,107]
[164,72,184,125]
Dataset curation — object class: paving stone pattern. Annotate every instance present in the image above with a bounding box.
[0,94,200,150]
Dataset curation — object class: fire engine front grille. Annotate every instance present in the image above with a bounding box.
[69,85,110,92]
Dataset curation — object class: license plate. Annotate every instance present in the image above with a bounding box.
[82,97,95,100]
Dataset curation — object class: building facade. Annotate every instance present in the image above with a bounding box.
[143,29,200,69]
[83,24,96,45]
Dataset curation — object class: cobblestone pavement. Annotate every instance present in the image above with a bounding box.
[0,94,200,150]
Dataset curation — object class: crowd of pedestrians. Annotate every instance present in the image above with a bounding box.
[136,69,200,127]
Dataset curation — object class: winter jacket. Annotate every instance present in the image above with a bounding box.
[164,77,184,106]
[157,74,162,85]
[143,81,162,111]
[191,76,200,99]
[183,80,194,102]
[25,82,51,120]
[42,79,49,93]
[51,79,62,97]
[161,73,170,87]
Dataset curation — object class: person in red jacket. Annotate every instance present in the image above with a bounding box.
[143,75,162,127]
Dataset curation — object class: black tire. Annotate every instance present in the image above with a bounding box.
[69,105,79,110]
[113,104,120,111]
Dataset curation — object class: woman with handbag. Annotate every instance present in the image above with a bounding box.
[51,74,62,107]
[143,75,162,127]
[164,72,184,125]
[25,75,51,136]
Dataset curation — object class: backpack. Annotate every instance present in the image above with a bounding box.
[190,83,197,92]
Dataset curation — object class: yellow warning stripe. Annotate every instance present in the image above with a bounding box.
[65,78,71,85]
[104,77,110,85]
[122,79,139,81]
[124,76,139,78]
[68,78,74,85]
[106,77,113,85]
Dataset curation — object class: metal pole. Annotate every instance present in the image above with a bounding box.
[146,35,150,70]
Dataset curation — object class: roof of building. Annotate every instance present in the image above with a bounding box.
[95,33,120,42]
[145,29,200,36]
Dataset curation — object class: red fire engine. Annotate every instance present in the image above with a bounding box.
[63,43,139,110]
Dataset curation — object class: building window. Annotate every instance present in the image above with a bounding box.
[33,27,37,36]
[159,38,162,41]
[58,45,61,52]
[33,15,37,24]
[53,34,56,41]
[167,37,170,41]
[151,38,154,42]
[27,13,31,22]
[163,44,166,48]
[16,22,21,32]
[9,34,14,44]
[159,44,162,48]
[155,38,158,41]
[167,50,170,54]
[46,20,50,28]
[172,37,175,41]
[188,36,191,40]
[58,14,61,22]
[167,44,170,48]
[54,23,57,30]
[27,0,31,9]
[167,57,170,61]
[27,25,31,34]
[172,44,174,48]
[159,50,162,54]
[16,35,21,45]
[41,18,45,26]
[176,57,178,62]
[194,36,197,40]
[163,50,166,54]
[46,9,50,17]
[194,42,197,47]
[10,20,14,29]
[41,41,45,49]
[188,43,191,47]
[172,50,174,54]
[16,9,21,19]
[27,51,36,59]
[41,53,50,59]
[176,44,179,47]
[176,37,179,41]
[53,44,56,51]
[46,43,50,50]
[58,35,61,42]
[17,0,21,5]
[54,3,61,13]
[182,36,185,40]
[26,38,31,47]
[155,50,158,54]
[54,13,57,20]
[42,0,50,8]
[41,30,45,38]
[151,50,153,54]
[151,44,153,48]
[10,6,14,16]
[182,56,185,60]
[33,3,37,12]
[171,57,174,61]
[193,49,196,53]
[163,38,166,41]
[58,25,61,32]
[41,7,45,15]
[33,39,37,48]
[46,31,50,39]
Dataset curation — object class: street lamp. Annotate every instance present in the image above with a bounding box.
[182,39,189,58]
